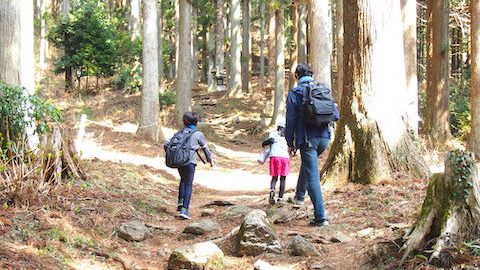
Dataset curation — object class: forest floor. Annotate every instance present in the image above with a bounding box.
[0,82,474,269]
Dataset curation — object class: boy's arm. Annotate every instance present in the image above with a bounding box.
[198,133,213,164]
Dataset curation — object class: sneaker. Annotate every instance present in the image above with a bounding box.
[308,219,329,227]
[277,197,286,204]
[179,208,192,220]
[176,204,183,212]
[288,197,304,206]
[269,190,276,205]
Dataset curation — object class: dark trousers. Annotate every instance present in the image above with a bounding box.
[178,163,196,210]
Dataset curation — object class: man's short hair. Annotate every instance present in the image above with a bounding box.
[183,111,200,126]
[295,63,313,79]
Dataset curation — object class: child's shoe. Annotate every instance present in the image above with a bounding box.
[277,197,286,204]
[179,208,192,220]
[269,190,276,205]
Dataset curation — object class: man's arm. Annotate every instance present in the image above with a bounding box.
[285,90,298,148]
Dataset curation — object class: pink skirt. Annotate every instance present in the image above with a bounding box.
[269,157,290,176]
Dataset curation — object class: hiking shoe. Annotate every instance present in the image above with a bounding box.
[179,208,192,220]
[308,219,329,227]
[288,197,304,206]
[176,204,183,212]
[277,197,286,204]
[269,190,276,205]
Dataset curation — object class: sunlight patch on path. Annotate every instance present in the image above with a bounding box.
[78,132,298,192]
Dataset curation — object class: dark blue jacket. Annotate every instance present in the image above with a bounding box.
[285,76,340,149]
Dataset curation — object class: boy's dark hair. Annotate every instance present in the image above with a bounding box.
[183,111,200,126]
[295,63,313,79]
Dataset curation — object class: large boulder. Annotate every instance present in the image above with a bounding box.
[183,219,221,235]
[288,235,321,256]
[237,210,282,256]
[167,242,224,270]
[117,220,148,241]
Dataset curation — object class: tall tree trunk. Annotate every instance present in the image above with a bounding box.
[321,0,428,187]
[259,0,266,92]
[241,0,250,93]
[201,26,208,84]
[309,0,332,88]
[334,0,343,105]
[401,0,419,133]
[60,0,70,15]
[228,0,242,97]
[471,0,480,158]
[270,8,285,126]
[215,0,225,91]
[192,8,198,84]
[138,0,161,141]
[174,0,179,79]
[39,0,49,73]
[207,25,215,92]
[424,0,450,146]
[129,0,141,40]
[157,1,163,92]
[289,3,298,90]
[267,5,276,85]
[297,3,307,64]
[176,0,192,125]
[1,2,21,84]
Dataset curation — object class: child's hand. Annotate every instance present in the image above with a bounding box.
[288,147,297,157]
[210,161,214,168]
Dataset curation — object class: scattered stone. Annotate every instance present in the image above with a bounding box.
[117,220,148,241]
[157,244,171,257]
[309,263,334,270]
[330,231,353,243]
[167,242,224,270]
[205,200,235,207]
[267,208,298,224]
[201,208,216,217]
[386,222,410,230]
[288,235,321,256]
[177,233,199,241]
[224,205,254,218]
[145,223,177,233]
[253,259,285,270]
[237,210,282,256]
[357,227,374,237]
[184,219,221,235]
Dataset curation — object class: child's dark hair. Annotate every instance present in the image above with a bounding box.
[183,111,200,126]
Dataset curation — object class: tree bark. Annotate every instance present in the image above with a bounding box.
[297,3,307,64]
[259,0,266,92]
[424,0,451,145]
[334,0,343,106]
[215,0,225,91]
[0,1,21,85]
[157,1,163,92]
[129,0,141,40]
[401,0,419,133]
[241,0,250,93]
[270,8,285,127]
[471,0,480,159]
[207,25,215,92]
[228,0,242,97]
[309,0,332,88]
[175,0,192,125]
[39,0,49,73]
[289,3,298,90]
[401,150,480,264]
[321,0,428,187]
[192,8,198,84]
[267,5,276,85]
[175,0,179,79]
[60,0,70,15]
[138,0,161,141]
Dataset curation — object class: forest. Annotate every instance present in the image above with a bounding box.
[1,0,480,269]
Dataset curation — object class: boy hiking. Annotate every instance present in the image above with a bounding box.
[261,119,290,205]
[164,112,213,219]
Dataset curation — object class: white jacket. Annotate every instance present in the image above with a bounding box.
[268,131,290,159]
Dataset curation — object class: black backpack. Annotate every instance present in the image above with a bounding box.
[301,81,337,127]
[164,128,197,168]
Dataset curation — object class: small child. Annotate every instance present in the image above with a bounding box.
[261,118,290,205]
[174,112,213,219]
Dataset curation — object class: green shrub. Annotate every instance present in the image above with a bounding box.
[0,81,62,148]
[159,91,176,109]
[115,64,142,93]
[450,80,471,141]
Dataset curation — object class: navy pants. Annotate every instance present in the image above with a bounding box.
[178,163,196,210]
